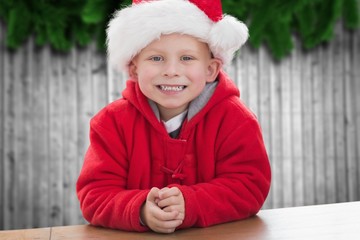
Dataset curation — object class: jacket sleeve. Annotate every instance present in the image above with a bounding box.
[176,116,271,229]
[76,108,149,232]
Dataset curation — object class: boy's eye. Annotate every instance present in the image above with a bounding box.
[149,56,163,62]
[180,56,193,61]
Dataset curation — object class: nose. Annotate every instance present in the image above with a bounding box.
[163,59,179,78]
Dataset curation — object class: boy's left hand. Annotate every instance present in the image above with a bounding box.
[156,187,185,222]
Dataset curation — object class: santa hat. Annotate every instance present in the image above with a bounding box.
[106,0,249,73]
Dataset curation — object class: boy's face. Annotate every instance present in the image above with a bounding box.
[129,33,221,121]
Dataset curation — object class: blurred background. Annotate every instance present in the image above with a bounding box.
[0,0,360,230]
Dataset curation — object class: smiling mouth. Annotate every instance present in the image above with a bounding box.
[158,85,186,92]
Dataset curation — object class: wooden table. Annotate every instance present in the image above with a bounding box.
[1,201,359,240]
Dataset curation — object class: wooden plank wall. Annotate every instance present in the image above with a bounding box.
[228,24,360,209]
[0,24,359,230]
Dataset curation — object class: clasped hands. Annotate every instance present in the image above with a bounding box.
[140,187,185,233]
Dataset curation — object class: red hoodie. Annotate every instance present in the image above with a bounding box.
[76,71,271,231]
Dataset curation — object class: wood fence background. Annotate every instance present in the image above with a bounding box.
[1,23,359,230]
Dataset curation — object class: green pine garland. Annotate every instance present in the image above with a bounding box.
[222,0,360,58]
[0,0,359,59]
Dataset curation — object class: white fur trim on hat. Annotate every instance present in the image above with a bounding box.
[106,0,249,73]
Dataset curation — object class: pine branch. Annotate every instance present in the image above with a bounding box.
[0,0,359,59]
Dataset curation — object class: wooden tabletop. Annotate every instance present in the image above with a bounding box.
[1,201,359,240]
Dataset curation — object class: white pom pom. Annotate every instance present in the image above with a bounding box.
[209,15,249,65]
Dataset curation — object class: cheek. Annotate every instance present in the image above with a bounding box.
[186,66,209,82]
[136,67,158,93]
[137,65,159,80]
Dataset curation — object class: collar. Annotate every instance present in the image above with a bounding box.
[148,80,218,122]
[162,110,188,133]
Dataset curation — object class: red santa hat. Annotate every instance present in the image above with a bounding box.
[106,0,249,73]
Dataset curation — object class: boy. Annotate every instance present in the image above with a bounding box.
[76,0,271,234]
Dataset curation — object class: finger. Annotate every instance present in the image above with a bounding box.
[147,187,160,202]
[154,219,183,232]
[162,206,185,220]
[157,196,181,209]
[158,187,180,199]
[159,187,170,193]
[152,208,179,221]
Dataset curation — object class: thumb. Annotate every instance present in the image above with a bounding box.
[147,187,160,202]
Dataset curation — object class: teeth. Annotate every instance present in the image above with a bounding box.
[159,85,185,91]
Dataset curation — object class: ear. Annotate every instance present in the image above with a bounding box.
[128,60,138,81]
[206,58,222,83]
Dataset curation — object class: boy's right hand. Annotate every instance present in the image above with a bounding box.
[140,187,183,233]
